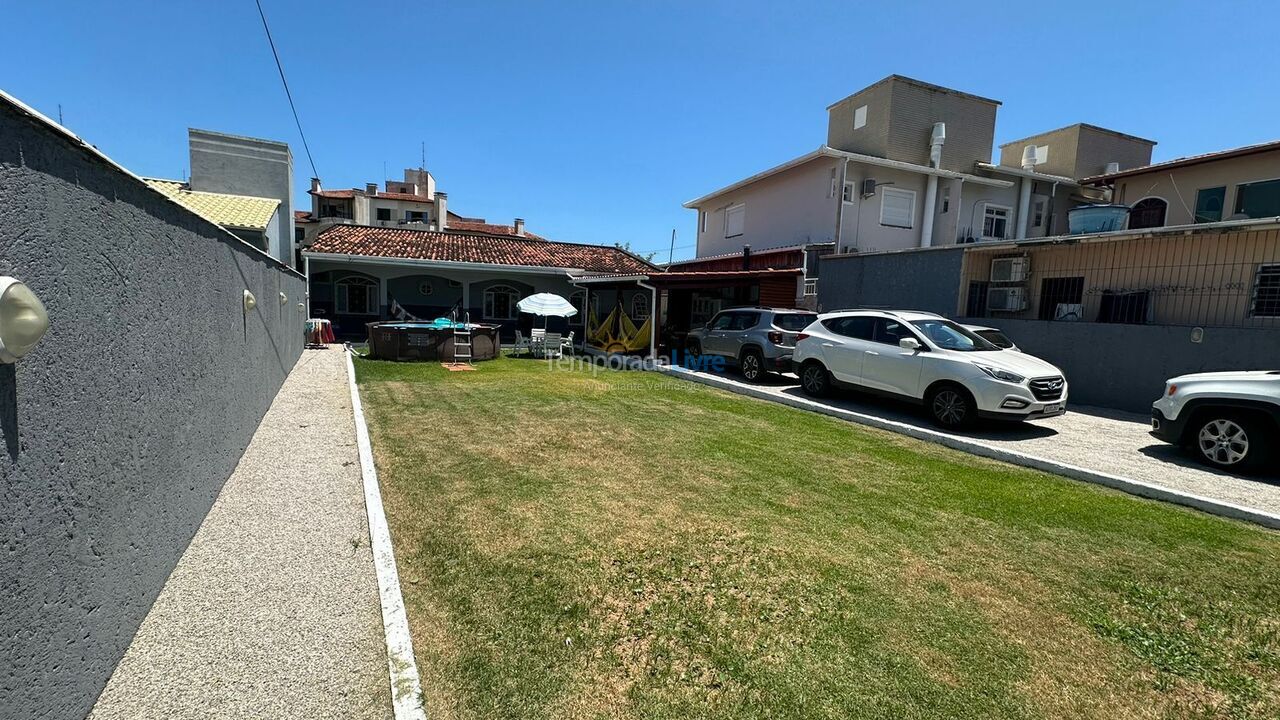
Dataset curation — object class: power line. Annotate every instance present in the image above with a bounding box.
[254,0,319,180]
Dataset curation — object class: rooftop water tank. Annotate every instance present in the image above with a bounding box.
[1068,204,1129,234]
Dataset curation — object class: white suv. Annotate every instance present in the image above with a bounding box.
[793,310,1067,428]
[1151,371,1280,472]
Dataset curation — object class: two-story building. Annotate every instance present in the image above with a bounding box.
[1081,139,1280,229]
[684,76,1153,269]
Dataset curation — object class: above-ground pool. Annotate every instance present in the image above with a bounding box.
[366,320,502,361]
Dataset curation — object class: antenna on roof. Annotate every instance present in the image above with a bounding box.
[57,104,63,125]
[420,141,426,172]
[668,229,676,266]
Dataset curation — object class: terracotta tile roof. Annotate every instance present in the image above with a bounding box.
[310,188,357,199]
[307,224,654,274]
[447,220,547,241]
[295,210,314,222]
[310,187,435,203]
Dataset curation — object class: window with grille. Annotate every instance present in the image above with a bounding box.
[1251,264,1280,317]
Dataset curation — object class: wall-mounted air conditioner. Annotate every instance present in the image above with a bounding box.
[990,256,1030,283]
[860,178,878,197]
[987,287,1028,312]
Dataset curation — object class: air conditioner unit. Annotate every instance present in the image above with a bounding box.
[987,287,1028,312]
[860,178,878,197]
[990,256,1030,283]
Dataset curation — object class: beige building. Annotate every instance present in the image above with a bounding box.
[685,75,1151,262]
[958,223,1280,327]
[1083,140,1280,229]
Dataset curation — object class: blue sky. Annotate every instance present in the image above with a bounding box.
[3,1,1277,261]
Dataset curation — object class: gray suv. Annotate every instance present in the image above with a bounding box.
[685,307,817,381]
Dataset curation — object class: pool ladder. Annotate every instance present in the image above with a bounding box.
[451,309,472,365]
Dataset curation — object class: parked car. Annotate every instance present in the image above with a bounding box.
[685,307,818,381]
[793,310,1067,428]
[1150,371,1280,472]
[962,324,1019,351]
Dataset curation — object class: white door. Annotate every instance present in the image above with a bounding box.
[860,317,925,397]
[820,316,874,384]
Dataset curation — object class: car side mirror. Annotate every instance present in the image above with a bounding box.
[899,337,922,351]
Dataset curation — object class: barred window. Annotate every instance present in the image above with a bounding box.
[1251,264,1280,317]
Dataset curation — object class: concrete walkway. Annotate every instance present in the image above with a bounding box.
[90,349,390,720]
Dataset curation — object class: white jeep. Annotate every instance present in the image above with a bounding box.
[1151,371,1280,472]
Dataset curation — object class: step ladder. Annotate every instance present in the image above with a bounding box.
[451,309,472,365]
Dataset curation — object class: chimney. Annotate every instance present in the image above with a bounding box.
[365,182,378,195]
[514,218,525,236]
[310,177,322,193]
[742,244,751,270]
[434,191,448,230]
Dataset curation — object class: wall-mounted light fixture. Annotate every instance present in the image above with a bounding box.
[243,289,257,314]
[279,291,288,305]
[0,277,50,363]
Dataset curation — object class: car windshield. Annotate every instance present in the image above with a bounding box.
[974,329,1013,349]
[910,319,1000,351]
[773,313,817,331]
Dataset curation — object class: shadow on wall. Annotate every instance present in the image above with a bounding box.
[1,365,15,459]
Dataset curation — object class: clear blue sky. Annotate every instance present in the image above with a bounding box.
[4,1,1277,261]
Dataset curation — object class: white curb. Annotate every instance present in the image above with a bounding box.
[655,365,1280,531]
[344,349,428,719]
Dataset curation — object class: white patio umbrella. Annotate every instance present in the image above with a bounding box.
[517,293,578,328]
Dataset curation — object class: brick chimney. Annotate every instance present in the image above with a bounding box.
[310,177,322,193]
[365,182,378,195]
[434,192,448,230]
[514,218,525,236]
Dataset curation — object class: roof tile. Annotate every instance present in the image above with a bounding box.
[308,224,653,274]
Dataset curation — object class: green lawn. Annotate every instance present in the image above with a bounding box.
[355,355,1280,720]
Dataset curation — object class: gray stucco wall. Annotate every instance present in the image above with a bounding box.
[955,319,1280,413]
[1,99,305,720]
[817,246,966,314]
[190,128,294,268]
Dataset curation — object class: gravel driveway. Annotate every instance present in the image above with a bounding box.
[89,349,391,720]
[686,369,1280,517]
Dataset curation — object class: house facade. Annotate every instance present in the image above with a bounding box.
[685,76,1152,267]
[188,129,295,267]
[1082,140,1280,229]
[301,224,654,340]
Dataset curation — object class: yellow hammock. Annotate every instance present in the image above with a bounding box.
[587,304,651,354]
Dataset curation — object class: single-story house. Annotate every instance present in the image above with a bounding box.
[301,223,656,342]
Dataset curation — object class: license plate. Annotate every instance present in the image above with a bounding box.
[1043,403,1061,414]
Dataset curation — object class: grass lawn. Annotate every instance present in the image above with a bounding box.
[354,355,1280,720]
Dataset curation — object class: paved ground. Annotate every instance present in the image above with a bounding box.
[90,349,391,720]
[687,369,1280,516]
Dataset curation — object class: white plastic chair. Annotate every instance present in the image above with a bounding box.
[511,330,530,356]
[542,332,563,358]
[560,331,574,355]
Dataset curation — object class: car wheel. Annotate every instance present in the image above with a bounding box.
[1193,413,1272,472]
[928,384,976,430]
[799,361,831,397]
[685,340,702,363]
[740,348,766,382]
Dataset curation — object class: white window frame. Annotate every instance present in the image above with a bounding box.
[723,204,746,238]
[981,204,1013,240]
[699,210,707,233]
[335,276,379,315]
[631,292,650,321]
[879,187,916,229]
[853,104,867,130]
[842,181,856,204]
[568,290,586,326]
[482,284,521,320]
